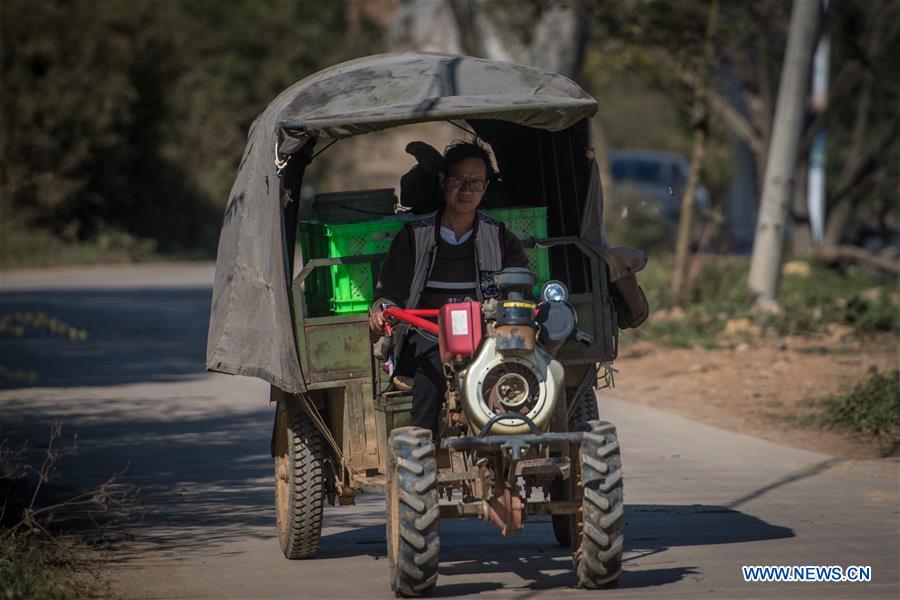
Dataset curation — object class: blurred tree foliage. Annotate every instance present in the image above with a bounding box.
[2,0,895,263]
[585,0,899,250]
[819,0,900,247]
[0,0,380,259]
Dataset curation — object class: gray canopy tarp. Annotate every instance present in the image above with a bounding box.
[207,52,619,393]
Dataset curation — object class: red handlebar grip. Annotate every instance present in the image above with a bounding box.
[383,307,440,335]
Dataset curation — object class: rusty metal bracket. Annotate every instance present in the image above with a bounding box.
[444,431,585,453]
[514,456,571,479]
[526,500,580,515]
[294,391,355,491]
[487,486,523,536]
[438,468,479,483]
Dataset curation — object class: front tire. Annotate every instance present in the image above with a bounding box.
[274,397,325,559]
[386,427,440,597]
[573,420,624,588]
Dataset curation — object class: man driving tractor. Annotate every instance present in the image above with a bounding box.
[368,141,529,439]
[210,52,643,595]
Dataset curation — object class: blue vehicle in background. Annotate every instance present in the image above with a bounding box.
[609,149,709,223]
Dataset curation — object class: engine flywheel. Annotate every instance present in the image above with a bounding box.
[482,363,540,415]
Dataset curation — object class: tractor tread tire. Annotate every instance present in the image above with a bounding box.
[568,387,601,432]
[552,387,601,546]
[574,420,624,589]
[387,427,440,597]
[275,400,325,560]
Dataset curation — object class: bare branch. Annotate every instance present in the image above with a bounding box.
[823,117,900,246]
[833,114,900,202]
[2,424,133,542]
[29,519,64,546]
[814,245,900,276]
[647,46,765,157]
[707,92,766,158]
[27,423,62,511]
[8,467,131,535]
[0,480,12,524]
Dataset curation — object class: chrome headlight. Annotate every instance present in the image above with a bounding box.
[541,280,568,303]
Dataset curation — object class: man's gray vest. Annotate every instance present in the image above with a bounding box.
[405,211,504,308]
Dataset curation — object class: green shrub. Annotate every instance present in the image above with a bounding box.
[0,216,162,268]
[634,256,749,346]
[638,310,720,348]
[0,534,96,600]
[772,264,898,335]
[820,368,900,456]
[633,256,898,347]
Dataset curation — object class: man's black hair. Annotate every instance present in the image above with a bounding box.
[442,140,496,177]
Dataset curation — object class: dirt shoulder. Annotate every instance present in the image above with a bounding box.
[610,334,898,460]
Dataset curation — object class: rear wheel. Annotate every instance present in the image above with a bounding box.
[386,427,440,597]
[568,386,600,431]
[552,387,600,546]
[550,478,573,546]
[573,420,624,588]
[274,397,325,559]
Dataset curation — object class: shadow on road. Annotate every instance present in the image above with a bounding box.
[3,384,795,591]
[0,287,212,388]
[2,398,277,553]
[3,355,795,590]
[626,503,794,549]
[317,499,793,590]
[1,281,801,594]
[726,459,841,509]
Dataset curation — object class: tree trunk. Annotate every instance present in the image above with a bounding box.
[593,118,616,227]
[527,3,587,79]
[671,98,708,303]
[671,1,716,304]
[748,0,821,305]
[791,159,813,256]
[822,30,874,247]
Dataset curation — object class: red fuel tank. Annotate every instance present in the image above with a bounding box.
[438,301,483,363]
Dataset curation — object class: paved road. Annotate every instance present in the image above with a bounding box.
[1,264,897,599]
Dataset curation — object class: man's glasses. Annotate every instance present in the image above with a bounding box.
[445,175,487,192]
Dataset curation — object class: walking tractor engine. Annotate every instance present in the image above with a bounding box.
[382,268,624,595]
[449,267,567,436]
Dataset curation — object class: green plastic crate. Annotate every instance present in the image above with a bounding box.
[298,218,409,315]
[323,219,407,314]
[484,207,550,295]
[297,221,334,317]
[299,207,550,315]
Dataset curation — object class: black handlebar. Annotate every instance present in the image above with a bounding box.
[477,413,542,437]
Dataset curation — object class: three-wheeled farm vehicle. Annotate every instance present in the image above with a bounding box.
[207,52,648,596]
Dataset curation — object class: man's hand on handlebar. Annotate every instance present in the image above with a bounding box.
[369,302,395,335]
[369,308,386,335]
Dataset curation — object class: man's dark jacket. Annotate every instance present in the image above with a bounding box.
[372,210,529,312]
